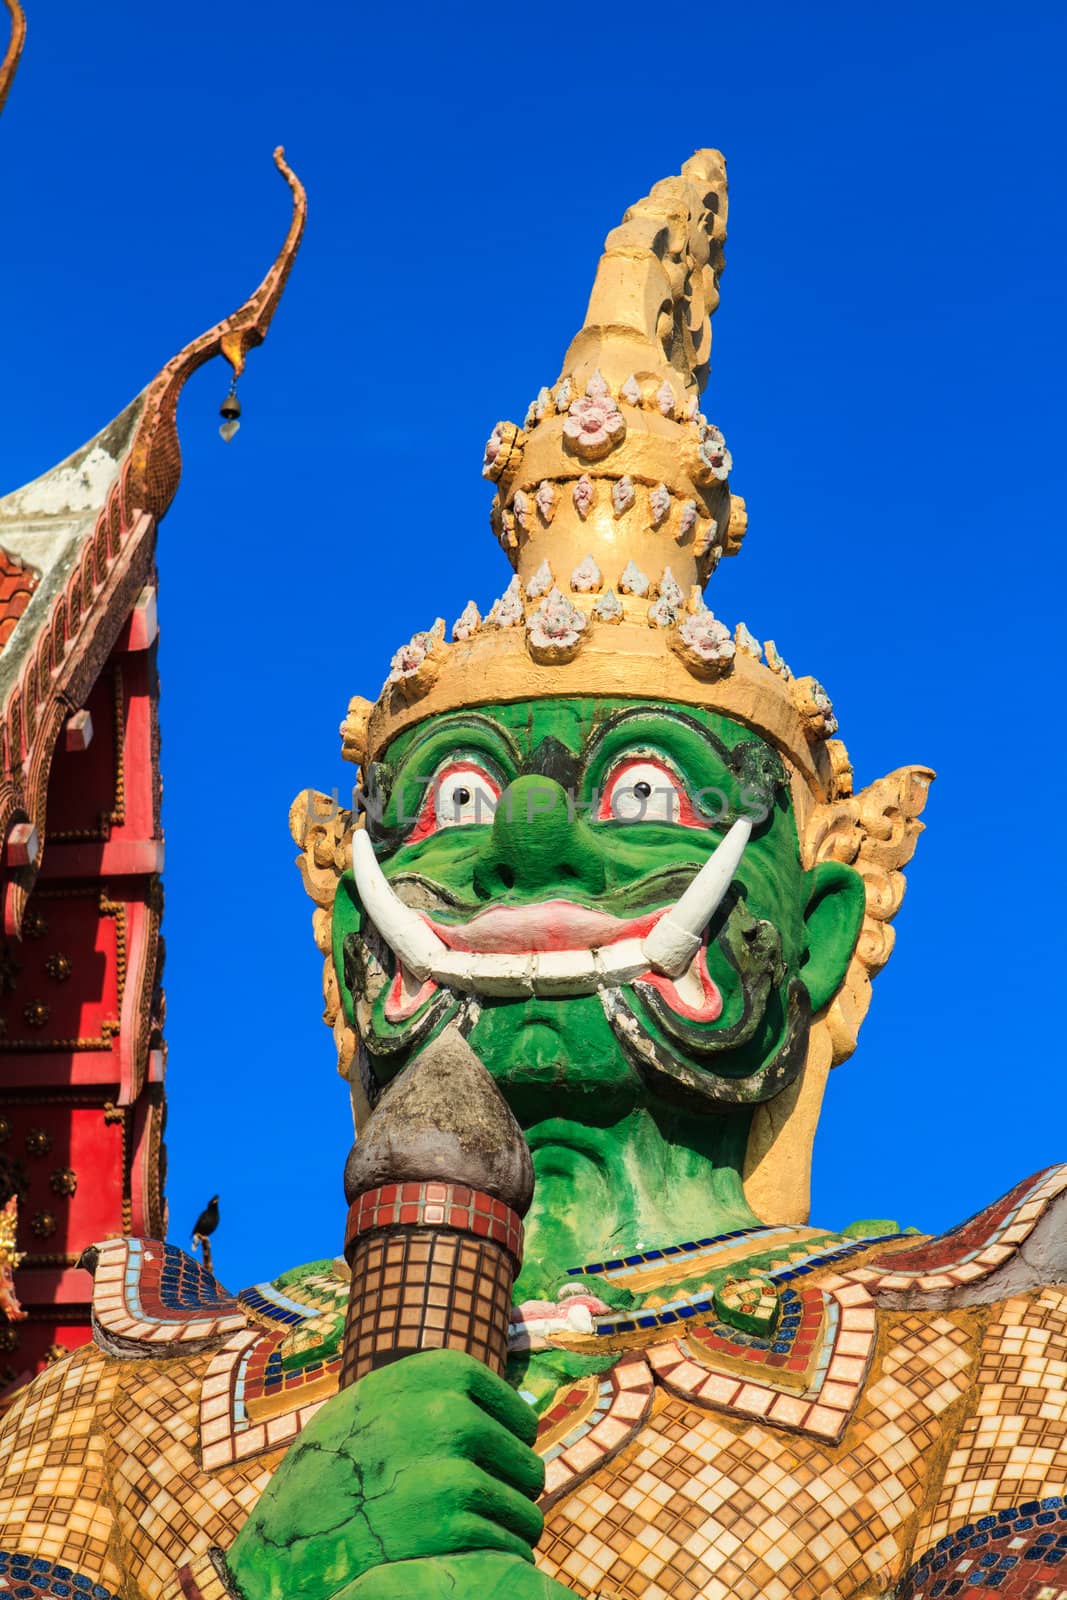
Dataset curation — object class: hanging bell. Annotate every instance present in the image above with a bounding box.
[219,385,241,443]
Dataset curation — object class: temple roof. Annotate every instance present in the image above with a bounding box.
[0,400,141,700]
[0,550,38,652]
[0,145,306,933]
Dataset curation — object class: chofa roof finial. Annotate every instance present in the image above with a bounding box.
[0,0,27,120]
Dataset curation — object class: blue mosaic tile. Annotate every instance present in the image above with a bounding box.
[0,1558,118,1600]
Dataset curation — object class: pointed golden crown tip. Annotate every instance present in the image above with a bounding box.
[479,152,735,597]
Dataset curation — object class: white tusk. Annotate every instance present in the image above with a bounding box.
[350,830,449,982]
[641,816,753,978]
[352,815,752,998]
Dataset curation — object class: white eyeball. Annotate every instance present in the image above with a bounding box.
[433,764,500,828]
[602,759,683,822]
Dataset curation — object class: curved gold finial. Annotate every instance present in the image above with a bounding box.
[0,0,27,119]
[128,146,307,516]
[561,149,728,398]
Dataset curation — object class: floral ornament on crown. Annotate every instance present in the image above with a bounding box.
[386,620,445,702]
[535,480,556,523]
[648,567,685,627]
[573,475,595,517]
[525,560,554,600]
[612,476,635,515]
[592,589,623,624]
[570,555,602,593]
[563,382,626,460]
[527,587,589,664]
[451,601,481,642]
[650,483,671,526]
[482,420,525,482]
[619,560,650,597]
[671,608,736,679]
[698,423,732,481]
[734,622,762,660]
[485,576,525,629]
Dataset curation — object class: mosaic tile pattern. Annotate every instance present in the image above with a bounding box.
[0,1553,118,1599]
[0,1202,1063,1597]
[919,1288,1067,1551]
[538,1356,654,1508]
[199,1331,327,1471]
[538,1311,977,1598]
[241,1330,341,1422]
[565,1224,799,1279]
[106,1349,276,1592]
[172,1550,234,1600]
[237,1284,318,1329]
[346,1182,524,1264]
[583,1230,901,1338]
[88,1239,245,1348]
[646,1272,877,1441]
[857,1167,1067,1303]
[684,1283,821,1374]
[900,1497,1067,1600]
[341,1228,515,1386]
[0,1345,122,1587]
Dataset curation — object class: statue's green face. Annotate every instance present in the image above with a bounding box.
[334,698,864,1126]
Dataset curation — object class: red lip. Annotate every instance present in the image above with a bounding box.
[382,898,723,1026]
[426,899,661,954]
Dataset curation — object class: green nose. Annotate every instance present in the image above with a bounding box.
[473,776,607,897]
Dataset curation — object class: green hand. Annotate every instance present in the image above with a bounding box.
[337,1552,580,1598]
[227,1349,552,1600]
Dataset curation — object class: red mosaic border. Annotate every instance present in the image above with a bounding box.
[870,1169,1050,1273]
[345,1182,524,1264]
[687,1282,826,1375]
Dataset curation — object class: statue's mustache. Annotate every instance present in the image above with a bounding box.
[350,819,752,1000]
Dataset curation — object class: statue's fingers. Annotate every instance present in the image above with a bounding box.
[387,1347,540,1446]
[458,1404,546,1501]
[459,1356,541,1446]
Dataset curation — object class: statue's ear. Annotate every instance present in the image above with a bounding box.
[799,860,866,1014]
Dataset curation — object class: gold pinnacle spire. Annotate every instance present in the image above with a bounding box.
[482,151,744,598]
[561,148,728,398]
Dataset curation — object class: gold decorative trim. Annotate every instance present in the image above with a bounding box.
[0,888,125,1051]
[49,665,126,843]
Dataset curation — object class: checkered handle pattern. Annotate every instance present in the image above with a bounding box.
[341,1182,523,1388]
[345,1182,525,1263]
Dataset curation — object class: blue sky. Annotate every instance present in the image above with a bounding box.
[2,1,1064,1291]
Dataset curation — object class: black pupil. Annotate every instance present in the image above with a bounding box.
[453,786,472,806]
[634,781,652,798]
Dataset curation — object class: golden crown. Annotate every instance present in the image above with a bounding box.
[341,150,852,808]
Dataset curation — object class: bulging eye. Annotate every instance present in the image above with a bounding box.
[409,761,501,841]
[599,758,685,823]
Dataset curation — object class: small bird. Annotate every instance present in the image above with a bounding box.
[192,1195,219,1241]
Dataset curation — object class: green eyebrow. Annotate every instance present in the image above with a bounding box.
[580,708,735,781]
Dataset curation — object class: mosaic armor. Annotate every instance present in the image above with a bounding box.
[0,1173,1065,1599]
